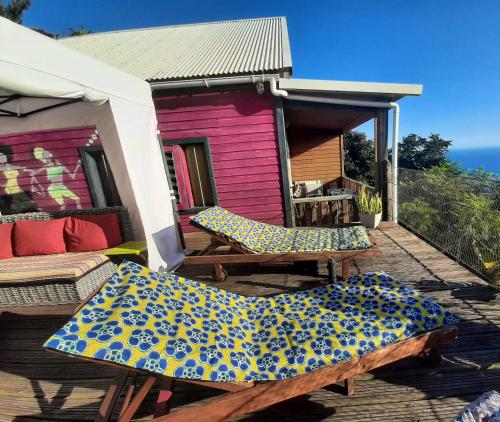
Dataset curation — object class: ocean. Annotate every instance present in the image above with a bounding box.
[448,146,500,176]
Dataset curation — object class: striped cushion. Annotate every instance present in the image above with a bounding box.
[0,252,110,283]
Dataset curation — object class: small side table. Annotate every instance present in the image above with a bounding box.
[103,241,148,266]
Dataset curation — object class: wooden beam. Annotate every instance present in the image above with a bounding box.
[183,248,382,265]
[119,376,157,422]
[275,97,294,227]
[344,377,354,396]
[180,379,255,392]
[340,134,345,177]
[293,194,353,204]
[342,111,376,133]
[342,258,350,280]
[96,371,129,422]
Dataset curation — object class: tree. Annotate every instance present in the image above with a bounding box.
[0,1,91,38]
[343,131,375,185]
[396,133,452,170]
[31,27,57,38]
[398,169,500,286]
[0,0,31,23]
[67,26,93,36]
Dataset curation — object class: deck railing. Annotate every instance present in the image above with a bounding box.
[398,168,500,286]
[292,176,374,227]
[341,176,375,195]
[293,194,354,226]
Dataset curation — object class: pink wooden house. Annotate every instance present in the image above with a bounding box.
[155,89,285,233]
[1,17,421,241]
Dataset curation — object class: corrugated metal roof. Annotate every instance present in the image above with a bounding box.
[60,17,292,82]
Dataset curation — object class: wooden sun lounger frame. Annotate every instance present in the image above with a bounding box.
[184,222,382,282]
[86,326,457,422]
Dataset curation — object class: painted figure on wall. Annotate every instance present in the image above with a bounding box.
[31,147,82,210]
[0,144,37,214]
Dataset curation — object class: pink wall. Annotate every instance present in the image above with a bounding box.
[0,126,100,214]
[155,90,284,234]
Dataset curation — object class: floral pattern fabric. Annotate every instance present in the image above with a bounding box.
[45,261,459,382]
[190,206,371,253]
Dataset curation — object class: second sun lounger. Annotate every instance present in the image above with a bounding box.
[185,206,382,281]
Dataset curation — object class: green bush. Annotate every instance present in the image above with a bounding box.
[357,187,382,215]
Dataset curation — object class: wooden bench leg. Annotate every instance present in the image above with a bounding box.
[213,264,228,282]
[342,258,350,280]
[344,377,354,396]
[327,258,336,283]
[96,371,130,422]
[154,377,176,417]
[422,347,442,364]
[119,376,157,422]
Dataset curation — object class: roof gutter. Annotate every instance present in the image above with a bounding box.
[149,74,287,95]
[150,75,399,223]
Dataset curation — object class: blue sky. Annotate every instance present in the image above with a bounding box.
[23,0,500,149]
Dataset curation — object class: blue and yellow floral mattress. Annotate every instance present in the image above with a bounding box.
[45,261,458,382]
[190,206,371,253]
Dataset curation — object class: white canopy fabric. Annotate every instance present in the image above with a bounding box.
[0,17,184,271]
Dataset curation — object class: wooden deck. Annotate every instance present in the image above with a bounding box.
[0,223,498,421]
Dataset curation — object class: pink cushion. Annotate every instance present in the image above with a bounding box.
[0,223,14,260]
[65,213,122,252]
[14,219,67,256]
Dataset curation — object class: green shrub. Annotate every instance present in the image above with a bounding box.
[357,187,382,215]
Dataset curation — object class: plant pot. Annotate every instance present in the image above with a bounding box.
[359,212,382,229]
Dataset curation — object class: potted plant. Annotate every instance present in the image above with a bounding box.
[357,186,382,228]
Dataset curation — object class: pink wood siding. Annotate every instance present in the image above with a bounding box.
[0,127,100,213]
[155,90,284,234]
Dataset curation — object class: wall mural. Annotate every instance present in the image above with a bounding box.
[0,127,100,215]
[0,144,38,214]
[31,147,82,210]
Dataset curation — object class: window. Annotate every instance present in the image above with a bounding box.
[163,138,217,212]
[80,147,121,208]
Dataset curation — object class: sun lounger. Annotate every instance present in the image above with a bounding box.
[185,206,382,281]
[44,261,458,421]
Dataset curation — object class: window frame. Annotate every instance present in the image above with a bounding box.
[162,137,218,214]
[79,145,121,208]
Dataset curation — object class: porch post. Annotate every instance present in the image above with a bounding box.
[275,97,294,227]
[374,109,391,220]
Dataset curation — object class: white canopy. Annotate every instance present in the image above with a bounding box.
[0,17,184,271]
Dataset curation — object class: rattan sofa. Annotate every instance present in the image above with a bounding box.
[0,207,133,307]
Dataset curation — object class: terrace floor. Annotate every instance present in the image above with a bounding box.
[0,223,498,421]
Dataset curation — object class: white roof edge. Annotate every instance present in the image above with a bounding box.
[279,78,423,97]
[280,17,293,69]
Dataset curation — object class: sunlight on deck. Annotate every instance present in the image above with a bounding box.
[0,223,498,421]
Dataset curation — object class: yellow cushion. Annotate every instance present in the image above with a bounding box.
[191,206,371,253]
[44,262,458,382]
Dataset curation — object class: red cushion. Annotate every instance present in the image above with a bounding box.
[0,223,14,260]
[13,218,67,256]
[65,213,123,252]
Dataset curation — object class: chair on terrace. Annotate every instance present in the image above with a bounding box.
[44,261,458,421]
[185,206,381,282]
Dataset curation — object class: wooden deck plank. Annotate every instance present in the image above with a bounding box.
[0,223,498,421]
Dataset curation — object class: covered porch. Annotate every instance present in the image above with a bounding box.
[1,223,497,421]
[275,78,423,227]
